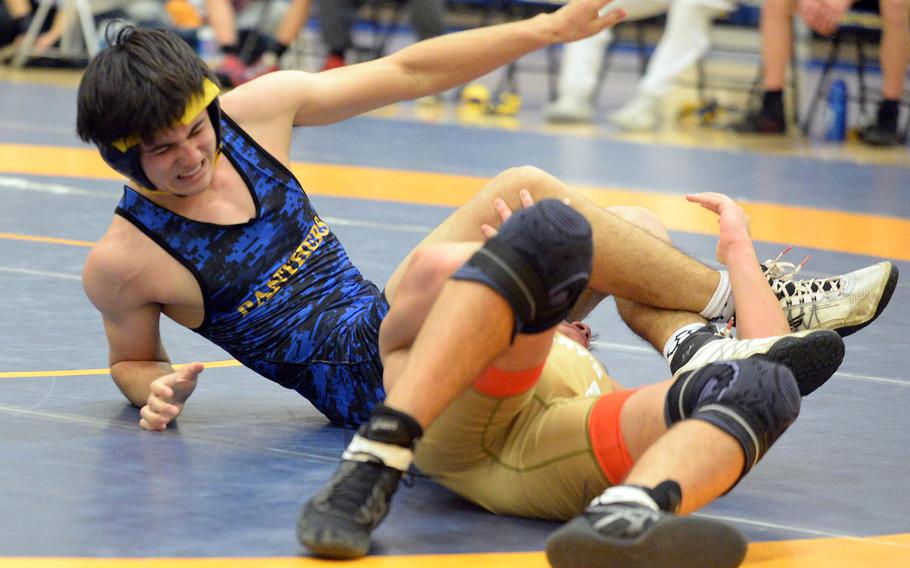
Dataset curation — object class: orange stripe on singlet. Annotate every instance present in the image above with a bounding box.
[588,388,641,485]
[472,363,546,398]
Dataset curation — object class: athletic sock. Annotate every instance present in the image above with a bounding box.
[762,90,785,120]
[699,270,733,322]
[877,99,899,132]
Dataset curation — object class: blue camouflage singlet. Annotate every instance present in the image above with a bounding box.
[115,113,388,426]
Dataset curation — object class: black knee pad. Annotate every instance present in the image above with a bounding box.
[452,199,592,337]
[665,359,801,479]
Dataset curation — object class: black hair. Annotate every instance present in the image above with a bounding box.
[76,24,220,147]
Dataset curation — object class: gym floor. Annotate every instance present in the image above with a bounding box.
[1,37,909,567]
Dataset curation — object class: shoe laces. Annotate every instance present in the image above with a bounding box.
[721,317,735,339]
[764,246,842,305]
[320,459,399,518]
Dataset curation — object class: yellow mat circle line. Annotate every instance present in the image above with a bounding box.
[0,360,242,379]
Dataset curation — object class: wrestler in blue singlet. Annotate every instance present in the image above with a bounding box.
[115,113,387,426]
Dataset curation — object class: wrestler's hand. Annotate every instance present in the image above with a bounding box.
[481,189,571,239]
[546,0,626,44]
[798,0,851,36]
[686,192,752,265]
[139,362,203,431]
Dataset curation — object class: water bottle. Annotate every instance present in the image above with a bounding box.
[825,79,847,142]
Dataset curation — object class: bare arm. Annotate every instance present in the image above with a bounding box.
[83,241,172,404]
[223,0,625,128]
[83,240,202,430]
[686,193,790,339]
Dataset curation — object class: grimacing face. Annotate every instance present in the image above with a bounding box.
[138,110,217,196]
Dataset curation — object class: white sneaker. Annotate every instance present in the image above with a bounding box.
[545,97,594,124]
[670,328,845,396]
[764,256,899,337]
[607,94,661,131]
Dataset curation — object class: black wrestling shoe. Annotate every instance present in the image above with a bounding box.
[297,458,404,559]
[670,328,844,397]
[546,486,747,568]
[297,404,422,559]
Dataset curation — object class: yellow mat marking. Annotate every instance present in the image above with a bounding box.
[0,232,94,247]
[2,143,908,260]
[1,533,909,567]
[0,360,241,379]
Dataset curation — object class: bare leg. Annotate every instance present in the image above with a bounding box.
[206,0,239,47]
[879,0,910,101]
[627,422,743,514]
[607,204,710,350]
[385,166,719,315]
[607,377,743,512]
[761,0,795,90]
[274,0,312,46]
[379,241,539,426]
[384,281,518,427]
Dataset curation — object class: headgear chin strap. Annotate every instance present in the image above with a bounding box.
[99,78,222,192]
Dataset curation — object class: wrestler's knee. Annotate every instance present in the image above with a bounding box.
[380,243,478,353]
[666,359,801,479]
[453,200,593,336]
[483,165,571,202]
[607,205,670,243]
[395,243,479,308]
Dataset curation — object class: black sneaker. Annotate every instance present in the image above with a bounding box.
[732,110,786,134]
[546,489,747,568]
[670,328,844,396]
[297,404,423,559]
[297,458,404,559]
[858,122,901,147]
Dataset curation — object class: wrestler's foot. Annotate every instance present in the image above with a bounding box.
[764,257,899,337]
[297,405,421,559]
[297,459,403,558]
[670,327,844,396]
[547,485,747,568]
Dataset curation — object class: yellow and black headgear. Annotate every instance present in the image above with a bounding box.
[98,79,222,191]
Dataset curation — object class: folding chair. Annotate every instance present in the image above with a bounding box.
[349,0,410,62]
[12,0,99,68]
[799,6,909,140]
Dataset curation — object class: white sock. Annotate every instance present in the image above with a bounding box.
[699,270,734,322]
[590,485,660,511]
[343,434,414,472]
[662,323,710,364]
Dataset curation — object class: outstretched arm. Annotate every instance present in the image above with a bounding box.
[226,0,625,127]
[687,192,789,338]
